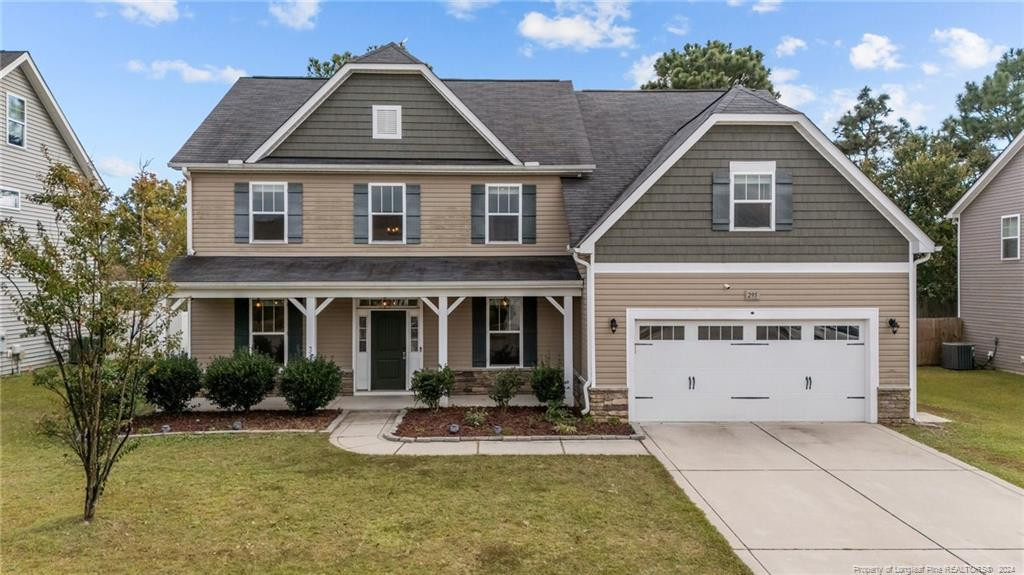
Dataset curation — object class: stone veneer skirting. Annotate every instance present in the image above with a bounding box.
[588,388,628,422]
[877,387,911,423]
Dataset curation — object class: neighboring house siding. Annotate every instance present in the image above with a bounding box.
[595,125,909,263]
[959,149,1024,373]
[0,65,83,373]
[269,73,503,162]
[592,272,910,389]
[190,172,569,256]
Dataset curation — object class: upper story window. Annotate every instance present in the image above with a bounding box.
[488,296,522,367]
[0,189,20,210]
[1002,214,1020,260]
[486,184,521,243]
[7,93,26,148]
[370,183,405,243]
[250,182,287,242]
[372,105,402,139]
[251,298,286,363]
[730,161,775,231]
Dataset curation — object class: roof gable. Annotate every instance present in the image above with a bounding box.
[350,43,424,65]
[947,131,1024,218]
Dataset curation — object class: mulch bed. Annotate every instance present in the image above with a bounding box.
[394,406,633,438]
[134,410,342,434]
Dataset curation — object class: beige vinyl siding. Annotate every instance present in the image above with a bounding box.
[316,298,352,369]
[190,299,234,367]
[593,273,910,389]
[191,172,568,256]
[445,297,564,369]
[959,149,1024,373]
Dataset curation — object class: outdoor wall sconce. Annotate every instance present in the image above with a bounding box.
[609,318,618,334]
[888,318,900,334]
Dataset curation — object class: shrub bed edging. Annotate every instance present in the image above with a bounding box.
[382,409,645,443]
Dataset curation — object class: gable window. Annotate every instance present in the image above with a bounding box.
[6,93,26,148]
[488,296,522,367]
[0,189,20,210]
[370,183,405,243]
[251,298,286,363]
[372,105,402,139]
[250,182,287,242]
[486,184,521,243]
[730,161,775,231]
[1001,214,1020,260]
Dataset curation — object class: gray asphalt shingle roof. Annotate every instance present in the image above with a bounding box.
[1,51,27,68]
[350,43,424,65]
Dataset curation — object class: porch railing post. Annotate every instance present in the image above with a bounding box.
[562,295,574,406]
[305,296,317,358]
[438,296,449,368]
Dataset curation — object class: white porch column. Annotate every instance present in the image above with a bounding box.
[437,296,448,367]
[305,296,317,357]
[562,296,574,406]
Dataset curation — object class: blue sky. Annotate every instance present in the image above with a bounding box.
[3,1,1022,191]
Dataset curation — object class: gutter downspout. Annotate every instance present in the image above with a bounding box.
[183,166,194,256]
[910,249,935,421]
[571,248,594,415]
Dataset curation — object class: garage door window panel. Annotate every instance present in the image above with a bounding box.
[698,325,743,341]
[756,325,802,341]
[639,324,685,341]
[814,325,860,341]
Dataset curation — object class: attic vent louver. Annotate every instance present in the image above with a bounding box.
[372,105,402,140]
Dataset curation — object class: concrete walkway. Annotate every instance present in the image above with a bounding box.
[640,422,1024,575]
[327,410,648,456]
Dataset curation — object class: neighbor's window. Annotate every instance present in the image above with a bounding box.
[486,184,521,243]
[7,93,26,147]
[638,324,685,341]
[730,161,774,230]
[1001,214,1020,260]
[372,105,402,139]
[0,189,20,210]
[814,325,860,341]
[250,182,286,242]
[756,325,802,341]
[251,298,286,363]
[488,296,522,366]
[370,183,405,243]
[698,325,744,341]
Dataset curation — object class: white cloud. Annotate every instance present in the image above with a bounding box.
[268,0,321,30]
[113,0,178,25]
[822,88,858,126]
[932,28,1006,69]
[775,35,807,57]
[882,83,930,126]
[771,68,815,107]
[752,0,782,13]
[921,62,940,76]
[97,156,139,179]
[517,0,635,51]
[849,33,902,70]
[445,0,498,20]
[626,52,661,88]
[665,15,689,36]
[128,59,247,84]
[771,67,799,84]
[519,44,535,58]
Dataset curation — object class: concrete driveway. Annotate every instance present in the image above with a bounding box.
[640,422,1024,575]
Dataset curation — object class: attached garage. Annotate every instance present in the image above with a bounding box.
[627,308,879,422]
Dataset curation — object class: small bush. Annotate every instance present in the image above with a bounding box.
[543,399,572,424]
[464,407,488,427]
[144,354,202,413]
[411,366,454,410]
[530,361,566,404]
[554,422,578,435]
[204,349,277,412]
[279,356,342,414]
[488,369,522,409]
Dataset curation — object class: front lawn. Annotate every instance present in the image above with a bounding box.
[896,367,1024,488]
[0,373,748,574]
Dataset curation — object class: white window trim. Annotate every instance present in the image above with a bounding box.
[368,182,407,244]
[486,296,524,368]
[484,183,523,244]
[729,161,775,232]
[249,181,288,244]
[0,187,21,211]
[371,105,402,140]
[249,298,288,364]
[6,92,27,149]
[1001,214,1021,261]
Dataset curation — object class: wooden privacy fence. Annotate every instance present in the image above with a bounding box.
[917,318,963,366]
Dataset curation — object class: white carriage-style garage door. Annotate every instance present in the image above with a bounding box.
[628,309,877,422]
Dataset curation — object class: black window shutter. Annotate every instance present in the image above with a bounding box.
[712,170,730,231]
[234,298,249,351]
[287,300,303,361]
[354,184,368,244]
[472,297,487,367]
[287,182,303,243]
[406,184,421,244]
[522,184,536,244]
[234,183,249,243]
[471,184,485,244]
[775,169,793,231]
[523,297,538,367]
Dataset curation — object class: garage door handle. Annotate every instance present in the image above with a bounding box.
[634,396,654,400]
[805,376,813,390]
[688,376,696,390]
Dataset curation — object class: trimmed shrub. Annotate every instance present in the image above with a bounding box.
[144,354,202,413]
[204,349,277,412]
[279,356,342,414]
[464,407,488,427]
[411,366,454,410]
[488,368,522,410]
[530,361,565,404]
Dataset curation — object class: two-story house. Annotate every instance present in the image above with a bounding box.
[170,43,935,422]
[1,51,100,374]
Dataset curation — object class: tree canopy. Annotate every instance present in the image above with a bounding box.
[642,40,777,96]
[306,51,353,78]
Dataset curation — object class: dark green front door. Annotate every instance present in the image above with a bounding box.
[371,311,406,391]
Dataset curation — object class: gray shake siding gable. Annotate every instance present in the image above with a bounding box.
[595,125,909,263]
[269,72,504,162]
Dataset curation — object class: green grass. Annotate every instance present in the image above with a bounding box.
[897,367,1024,487]
[0,374,748,575]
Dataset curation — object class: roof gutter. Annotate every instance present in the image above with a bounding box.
[168,162,595,176]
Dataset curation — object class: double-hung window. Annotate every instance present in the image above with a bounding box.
[370,183,405,243]
[488,296,522,367]
[486,184,521,243]
[250,182,287,242]
[7,93,26,148]
[0,188,20,210]
[1001,214,1020,260]
[251,298,286,363]
[730,161,774,231]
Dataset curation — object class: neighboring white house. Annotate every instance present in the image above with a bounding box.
[0,51,100,374]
